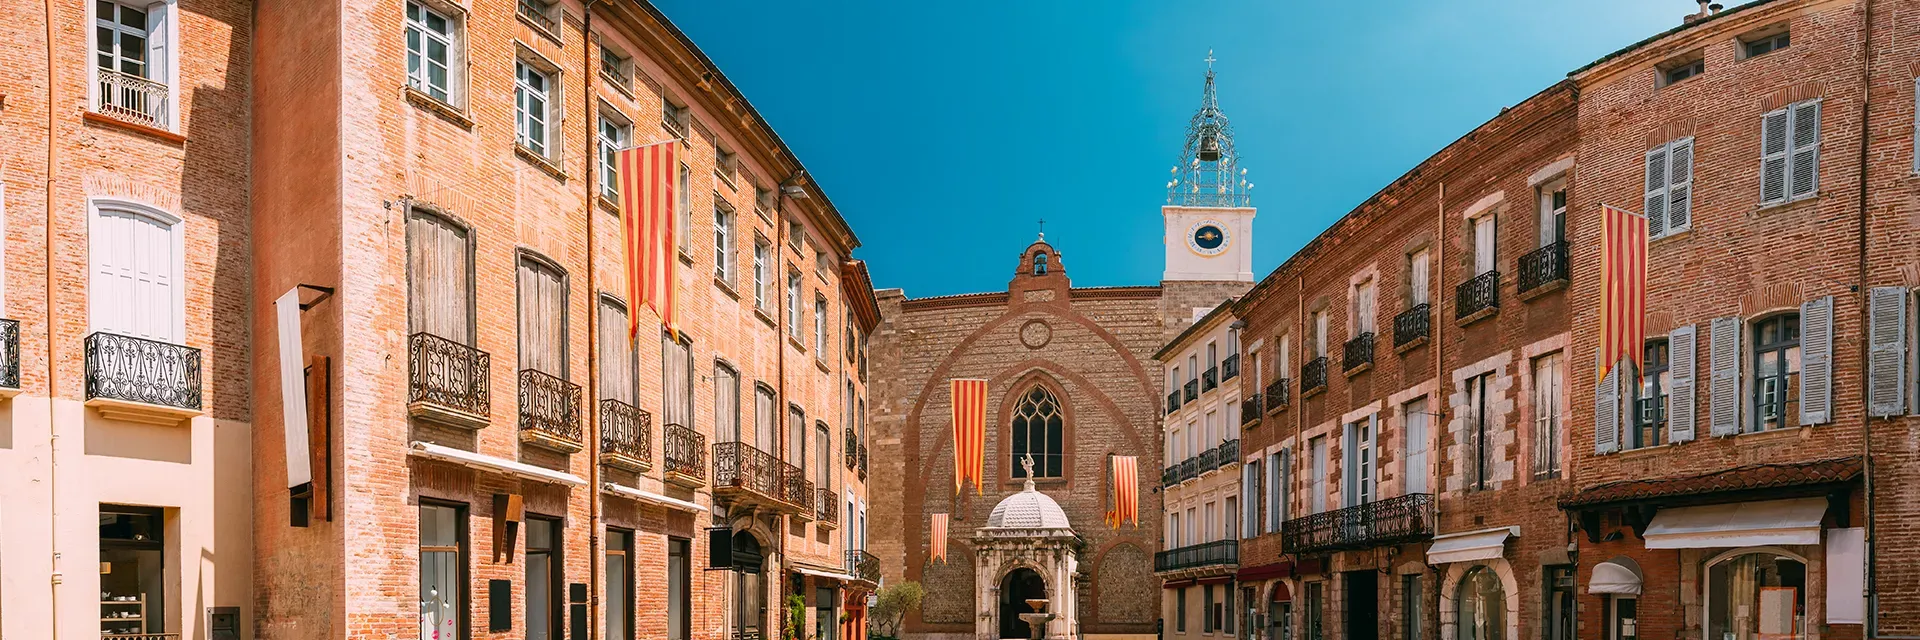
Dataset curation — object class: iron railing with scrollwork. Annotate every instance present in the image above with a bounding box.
[1456,271,1501,320]
[518,369,581,447]
[1202,367,1218,392]
[816,487,838,524]
[1281,493,1436,555]
[1394,303,1432,349]
[1196,444,1220,474]
[847,550,881,582]
[84,332,201,411]
[408,332,490,417]
[663,423,706,481]
[1166,390,1180,415]
[1217,439,1240,466]
[714,441,780,499]
[1222,354,1240,380]
[103,634,183,640]
[517,0,556,31]
[781,464,814,510]
[1342,333,1375,373]
[1154,540,1239,572]
[1517,241,1569,295]
[845,427,858,470]
[1301,357,1328,395]
[0,319,18,390]
[1184,379,1199,404]
[1162,465,1182,488]
[1240,394,1262,424]
[857,443,868,479]
[95,69,170,129]
[600,399,651,464]
[1266,378,1290,411]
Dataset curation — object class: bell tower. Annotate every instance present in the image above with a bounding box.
[1163,52,1255,284]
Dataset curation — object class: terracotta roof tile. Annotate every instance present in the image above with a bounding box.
[1560,457,1862,509]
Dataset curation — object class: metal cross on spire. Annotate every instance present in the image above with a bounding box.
[1037,217,1045,240]
[1205,49,1216,70]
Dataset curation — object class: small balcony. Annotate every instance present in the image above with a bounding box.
[1394,303,1432,352]
[1196,445,1220,475]
[104,635,182,640]
[662,423,706,489]
[1517,241,1570,300]
[846,549,881,584]
[599,58,632,92]
[816,487,839,529]
[1166,390,1180,415]
[783,465,816,522]
[599,399,652,472]
[408,332,490,429]
[1300,357,1329,397]
[1240,394,1262,426]
[517,370,582,453]
[1183,379,1200,404]
[1281,493,1436,555]
[1265,378,1290,412]
[1162,465,1182,488]
[845,427,858,470]
[517,0,557,32]
[713,441,805,513]
[84,332,202,424]
[858,443,869,480]
[1153,540,1239,573]
[1202,367,1219,392]
[1455,271,1501,324]
[1221,354,1240,381]
[0,318,19,395]
[1216,439,1241,469]
[94,69,170,130]
[1342,333,1375,375]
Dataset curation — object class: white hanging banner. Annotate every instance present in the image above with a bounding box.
[276,289,311,489]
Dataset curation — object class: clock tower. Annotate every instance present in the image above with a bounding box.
[1162,55,1255,284]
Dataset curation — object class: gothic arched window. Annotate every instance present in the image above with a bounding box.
[1010,386,1064,477]
[1032,252,1049,275]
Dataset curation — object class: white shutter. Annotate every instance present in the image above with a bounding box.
[598,301,634,404]
[1761,108,1790,203]
[1594,365,1619,454]
[1367,413,1379,502]
[1800,296,1834,425]
[1709,316,1744,436]
[1644,145,1669,238]
[1667,137,1694,233]
[1265,452,1282,533]
[1668,324,1698,443]
[1242,462,1259,537]
[1410,250,1430,306]
[1405,400,1429,494]
[1472,216,1496,275]
[1869,287,1908,417]
[1789,100,1822,199]
[92,208,178,343]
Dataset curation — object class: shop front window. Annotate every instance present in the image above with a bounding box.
[1458,566,1505,640]
[1708,551,1806,640]
[101,506,166,638]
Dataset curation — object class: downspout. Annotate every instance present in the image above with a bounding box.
[1855,0,1882,635]
[45,0,63,635]
[583,4,602,639]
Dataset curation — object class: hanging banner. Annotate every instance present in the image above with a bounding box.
[1107,454,1139,528]
[931,513,949,564]
[950,379,988,495]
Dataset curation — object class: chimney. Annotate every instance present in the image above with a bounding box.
[1685,0,1711,22]
[1711,3,1725,13]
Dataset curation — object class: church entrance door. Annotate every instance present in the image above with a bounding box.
[997,568,1048,639]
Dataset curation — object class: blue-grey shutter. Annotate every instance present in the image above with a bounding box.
[1668,324,1698,443]
[1800,296,1834,425]
[1241,461,1257,537]
[1869,287,1909,417]
[1594,365,1620,454]
[1644,145,1669,238]
[1709,316,1744,436]
[1277,449,1290,531]
[1761,109,1790,203]
[1266,451,1282,533]
[1666,138,1694,233]
[1368,413,1379,503]
[1789,100,1822,199]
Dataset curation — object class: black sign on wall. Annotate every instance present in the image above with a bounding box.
[488,580,511,632]
[568,583,589,640]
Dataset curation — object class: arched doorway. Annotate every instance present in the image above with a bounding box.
[1268,582,1293,640]
[998,568,1048,639]
[732,531,767,639]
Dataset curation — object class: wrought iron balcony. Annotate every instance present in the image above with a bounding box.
[858,443,869,479]
[845,427,859,470]
[846,549,881,583]
[1162,465,1182,488]
[816,487,839,527]
[599,57,631,91]
[84,332,202,413]
[408,332,490,427]
[517,0,556,31]
[0,318,18,391]
[1281,493,1436,555]
[714,441,783,508]
[103,634,182,640]
[1202,367,1219,392]
[95,69,170,129]
[1153,540,1239,573]
[1342,333,1375,374]
[1456,271,1501,321]
[1183,379,1199,404]
[1301,357,1329,395]
[517,370,582,452]
[1196,445,1220,475]
[782,465,816,520]
[1166,390,1181,415]
[1240,394,1262,425]
[1394,303,1432,350]
[1217,439,1241,467]
[1265,378,1290,411]
[663,423,706,488]
[1222,354,1240,380]
[599,399,651,472]
[1177,458,1198,483]
[1517,241,1570,298]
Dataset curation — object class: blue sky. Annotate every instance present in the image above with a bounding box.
[654,0,1746,298]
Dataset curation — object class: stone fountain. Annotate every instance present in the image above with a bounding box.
[1020,598,1056,640]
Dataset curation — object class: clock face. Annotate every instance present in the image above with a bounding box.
[1189,221,1228,256]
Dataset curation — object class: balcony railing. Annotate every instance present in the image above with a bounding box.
[1202,367,1219,392]
[1166,390,1181,415]
[1394,303,1432,349]
[1222,354,1240,380]
[104,634,183,640]
[846,550,881,583]
[1184,379,1199,404]
[782,465,815,516]
[1280,493,1436,555]
[1162,465,1182,488]
[662,423,706,487]
[0,318,18,390]
[408,332,490,420]
[1301,357,1329,395]
[1342,333,1375,373]
[858,443,869,479]
[1517,241,1570,296]
[714,441,783,504]
[1164,439,1242,487]
[599,59,632,90]
[599,399,651,471]
[1240,394,1262,425]
[1217,439,1240,467]
[517,370,582,451]
[1153,540,1239,573]
[1196,445,1220,474]
[1456,271,1501,321]
[84,332,202,411]
[95,68,170,129]
[1265,378,1290,411]
[816,487,838,525]
[845,427,859,470]
[517,0,557,31]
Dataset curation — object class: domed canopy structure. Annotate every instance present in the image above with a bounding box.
[985,474,1072,531]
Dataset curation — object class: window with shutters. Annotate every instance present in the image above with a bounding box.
[1311,311,1328,358]
[816,421,831,489]
[598,113,631,200]
[1469,213,1497,276]
[406,209,474,344]
[714,362,740,443]
[1404,397,1430,495]
[516,254,567,377]
[1243,458,1261,537]
[753,236,772,313]
[1634,341,1669,449]
[787,271,804,347]
[598,297,638,404]
[1308,437,1327,513]
[1760,99,1821,205]
[94,0,177,129]
[661,96,690,139]
[1265,451,1284,532]
[1531,352,1564,478]
[714,202,735,283]
[1465,372,1493,491]
[404,1,465,109]
[1344,417,1374,507]
[677,164,693,253]
[1353,277,1377,334]
[1538,178,1567,247]
[513,57,559,159]
[788,405,807,466]
[815,296,829,363]
[1644,137,1695,238]
[662,333,693,428]
[754,384,777,454]
[92,202,184,343]
[1408,248,1431,306]
[1867,287,1907,417]
[1751,313,1800,432]
[1010,386,1065,478]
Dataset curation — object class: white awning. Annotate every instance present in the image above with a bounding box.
[1643,497,1826,549]
[602,482,707,513]
[407,441,587,486]
[1588,560,1642,595]
[792,565,857,583]
[1427,526,1518,565]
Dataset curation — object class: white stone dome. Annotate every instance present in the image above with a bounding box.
[985,481,1072,530]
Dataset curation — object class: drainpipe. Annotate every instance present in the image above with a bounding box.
[44,0,63,635]
[583,3,602,639]
[1853,0,1886,635]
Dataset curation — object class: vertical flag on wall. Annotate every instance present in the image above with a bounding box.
[1106,455,1139,528]
[615,140,680,337]
[1598,204,1649,380]
[950,378,988,495]
[931,513,949,564]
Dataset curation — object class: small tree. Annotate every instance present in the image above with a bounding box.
[870,582,925,639]
[785,594,809,640]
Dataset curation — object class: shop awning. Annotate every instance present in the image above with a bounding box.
[408,441,586,486]
[1236,561,1295,582]
[602,482,706,512]
[792,565,858,583]
[1427,526,1518,565]
[1642,497,1827,549]
[1588,558,1643,595]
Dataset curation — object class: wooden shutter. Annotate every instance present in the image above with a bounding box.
[1789,100,1822,199]
[714,366,739,443]
[1410,250,1430,306]
[1666,137,1694,233]
[145,5,170,86]
[662,335,691,427]
[408,212,471,342]
[517,258,566,376]
[1709,316,1744,436]
[1266,451,1283,533]
[1242,462,1258,537]
[1668,324,1698,442]
[1594,365,1619,454]
[1761,108,1790,203]
[1644,145,1669,238]
[597,300,634,404]
[1472,216,1496,275]
[1800,296,1834,425]
[1869,287,1909,417]
[755,387,776,453]
[92,208,179,342]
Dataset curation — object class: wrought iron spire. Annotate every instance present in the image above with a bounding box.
[1167,50,1251,208]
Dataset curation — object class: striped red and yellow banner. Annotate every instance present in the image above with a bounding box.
[931,513,949,564]
[615,141,680,337]
[950,379,988,495]
[1598,204,1649,380]
[1106,455,1139,528]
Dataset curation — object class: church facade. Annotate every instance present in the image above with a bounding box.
[867,66,1255,640]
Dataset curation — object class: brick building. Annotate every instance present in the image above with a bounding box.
[1155,300,1252,640]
